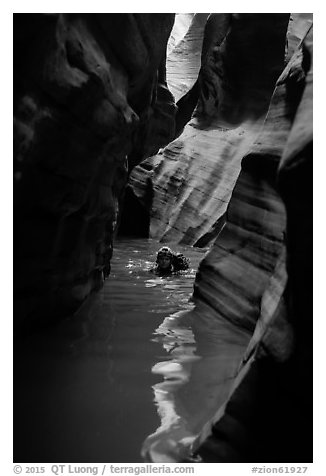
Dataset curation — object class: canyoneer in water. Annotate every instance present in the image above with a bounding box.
[152,246,190,276]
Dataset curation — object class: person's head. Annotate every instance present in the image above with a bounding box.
[156,247,173,271]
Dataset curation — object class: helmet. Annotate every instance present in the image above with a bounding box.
[156,246,173,262]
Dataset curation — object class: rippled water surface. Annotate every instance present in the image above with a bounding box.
[15,238,251,463]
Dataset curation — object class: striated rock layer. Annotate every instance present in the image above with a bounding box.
[189,21,312,463]
[126,14,290,246]
[193,23,312,462]
[14,13,175,331]
[192,13,311,333]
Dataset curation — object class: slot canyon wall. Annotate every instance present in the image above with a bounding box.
[14,13,313,462]
[192,16,312,462]
[14,13,176,331]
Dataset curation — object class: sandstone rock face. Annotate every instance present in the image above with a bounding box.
[191,14,309,333]
[192,19,313,463]
[127,14,290,246]
[166,13,208,102]
[14,13,175,331]
[167,14,194,55]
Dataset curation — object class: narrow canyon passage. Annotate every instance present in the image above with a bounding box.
[13,13,313,464]
[14,238,250,462]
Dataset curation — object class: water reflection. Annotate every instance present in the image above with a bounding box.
[142,310,199,462]
[15,238,212,463]
[142,304,250,462]
[116,240,251,462]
